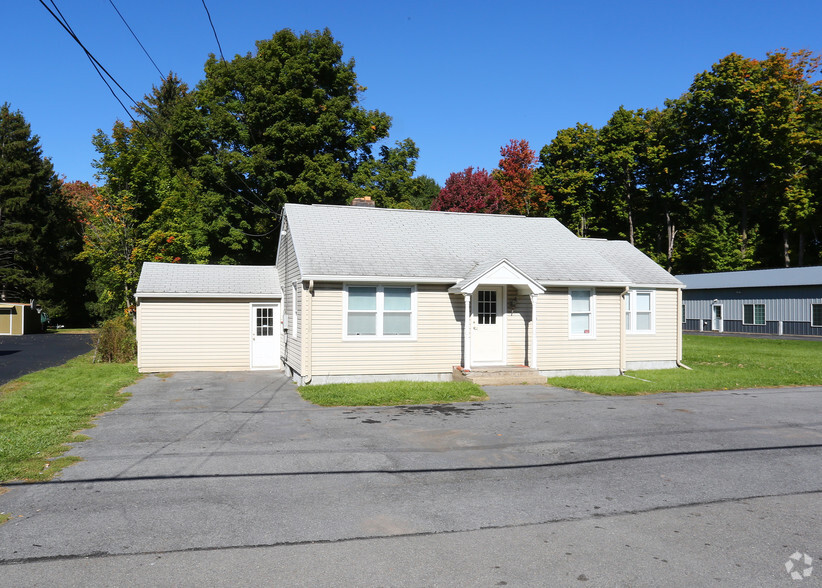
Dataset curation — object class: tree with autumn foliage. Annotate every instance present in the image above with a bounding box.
[494,139,551,216]
[430,167,506,213]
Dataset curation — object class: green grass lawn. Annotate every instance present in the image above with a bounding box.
[549,335,822,395]
[299,380,487,406]
[0,352,140,484]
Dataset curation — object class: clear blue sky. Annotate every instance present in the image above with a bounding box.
[3,1,820,187]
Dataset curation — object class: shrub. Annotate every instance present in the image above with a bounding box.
[95,315,137,363]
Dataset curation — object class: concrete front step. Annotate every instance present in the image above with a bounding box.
[453,366,545,386]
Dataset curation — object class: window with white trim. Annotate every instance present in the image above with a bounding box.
[344,285,415,338]
[743,303,765,326]
[569,289,594,338]
[625,290,655,333]
[813,304,822,328]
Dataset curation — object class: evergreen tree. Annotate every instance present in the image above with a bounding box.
[0,104,85,323]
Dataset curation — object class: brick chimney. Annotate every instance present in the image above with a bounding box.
[350,195,375,207]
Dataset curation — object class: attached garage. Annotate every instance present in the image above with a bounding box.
[135,263,283,373]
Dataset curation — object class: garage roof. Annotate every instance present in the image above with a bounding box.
[136,263,282,299]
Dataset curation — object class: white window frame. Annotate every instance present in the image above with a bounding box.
[812,304,822,328]
[343,284,417,340]
[625,290,655,334]
[742,303,765,326]
[569,288,595,339]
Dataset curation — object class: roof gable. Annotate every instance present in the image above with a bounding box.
[450,259,545,294]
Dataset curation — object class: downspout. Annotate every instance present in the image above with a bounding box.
[619,287,628,375]
[675,287,692,370]
[302,280,314,384]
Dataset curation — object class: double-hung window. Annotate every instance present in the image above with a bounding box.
[345,285,415,339]
[625,290,654,333]
[569,289,594,338]
[743,303,765,326]
[813,304,822,328]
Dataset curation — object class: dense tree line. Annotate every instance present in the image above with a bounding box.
[3,39,818,325]
[436,50,822,274]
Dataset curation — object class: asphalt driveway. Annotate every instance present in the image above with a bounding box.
[1,372,821,584]
[0,333,95,385]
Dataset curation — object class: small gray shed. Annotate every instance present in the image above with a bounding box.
[677,266,822,336]
[135,263,283,372]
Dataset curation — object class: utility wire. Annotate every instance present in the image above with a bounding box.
[107,0,164,79]
[200,0,226,63]
[39,0,278,226]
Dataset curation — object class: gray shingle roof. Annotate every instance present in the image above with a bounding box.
[136,262,282,297]
[677,266,822,290]
[582,239,682,286]
[283,204,682,287]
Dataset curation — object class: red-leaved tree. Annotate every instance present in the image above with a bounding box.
[430,167,506,213]
[495,139,551,216]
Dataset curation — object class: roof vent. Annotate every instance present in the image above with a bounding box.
[351,195,375,207]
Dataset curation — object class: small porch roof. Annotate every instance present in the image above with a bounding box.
[448,258,546,295]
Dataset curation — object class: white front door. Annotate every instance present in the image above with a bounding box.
[712,304,723,332]
[472,287,505,365]
[251,303,280,369]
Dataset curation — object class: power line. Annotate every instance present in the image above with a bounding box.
[200,0,226,63]
[107,0,164,79]
[38,0,278,225]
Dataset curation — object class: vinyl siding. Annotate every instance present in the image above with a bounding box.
[506,286,532,366]
[137,298,270,372]
[537,288,621,370]
[625,289,679,362]
[0,307,15,335]
[277,221,302,374]
[310,283,462,376]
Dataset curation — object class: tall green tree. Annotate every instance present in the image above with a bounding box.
[597,106,648,246]
[353,138,425,208]
[193,29,405,253]
[683,50,822,266]
[0,104,85,322]
[538,123,599,236]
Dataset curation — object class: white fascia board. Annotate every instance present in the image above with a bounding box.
[301,275,459,284]
[135,292,281,300]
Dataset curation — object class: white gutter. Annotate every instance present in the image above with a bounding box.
[135,292,282,300]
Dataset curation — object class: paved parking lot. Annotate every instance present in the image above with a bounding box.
[1,371,821,585]
[0,334,94,385]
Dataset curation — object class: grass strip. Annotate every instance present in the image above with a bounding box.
[0,352,139,483]
[300,380,487,406]
[549,335,822,395]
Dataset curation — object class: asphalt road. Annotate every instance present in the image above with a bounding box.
[0,334,94,385]
[1,373,821,586]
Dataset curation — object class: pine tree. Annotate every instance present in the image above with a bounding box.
[0,103,85,322]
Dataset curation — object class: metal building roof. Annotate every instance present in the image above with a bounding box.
[282,204,683,287]
[676,266,822,290]
[136,262,282,298]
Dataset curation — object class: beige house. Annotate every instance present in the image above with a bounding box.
[135,204,684,380]
[135,264,282,372]
[277,204,684,385]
